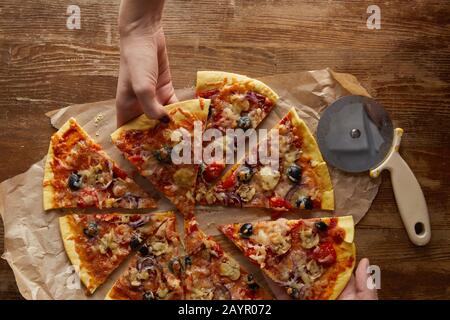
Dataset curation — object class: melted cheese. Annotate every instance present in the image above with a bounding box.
[173,168,195,188]
[258,166,280,191]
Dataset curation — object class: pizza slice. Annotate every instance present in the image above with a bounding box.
[43,118,157,210]
[111,99,210,217]
[195,71,279,203]
[205,107,334,211]
[59,212,171,294]
[105,211,183,300]
[183,217,272,300]
[219,216,356,300]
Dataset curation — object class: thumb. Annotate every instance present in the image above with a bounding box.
[355,258,378,300]
[134,85,168,120]
[355,258,370,292]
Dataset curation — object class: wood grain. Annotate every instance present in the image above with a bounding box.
[1,0,449,299]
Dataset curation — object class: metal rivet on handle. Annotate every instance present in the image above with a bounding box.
[350,128,361,138]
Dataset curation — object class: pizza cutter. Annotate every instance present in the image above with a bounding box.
[316,95,431,246]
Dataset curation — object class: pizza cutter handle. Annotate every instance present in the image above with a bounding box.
[370,128,431,246]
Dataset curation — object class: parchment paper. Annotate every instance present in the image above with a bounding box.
[0,68,380,299]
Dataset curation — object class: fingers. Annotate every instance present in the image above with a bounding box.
[116,66,144,127]
[338,275,356,300]
[156,30,178,105]
[116,94,141,127]
[355,258,370,292]
[134,85,169,120]
[355,258,379,300]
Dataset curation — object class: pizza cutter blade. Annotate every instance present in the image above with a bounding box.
[317,95,431,246]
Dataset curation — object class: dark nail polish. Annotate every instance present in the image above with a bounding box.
[160,115,170,124]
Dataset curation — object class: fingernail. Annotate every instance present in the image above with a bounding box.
[160,115,170,123]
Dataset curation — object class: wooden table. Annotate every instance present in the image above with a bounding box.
[1,0,449,299]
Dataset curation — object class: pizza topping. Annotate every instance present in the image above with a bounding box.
[68,172,82,190]
[286,164,302,183]
[143,291,155,300]
[296,196,314,210]
[173,168,195,188]
[137,256,157,272]
[306,259,323,280]
[248,244,267,266]
[299,227,320,249]
[246,274,260,291]
[190,288,214,300]
[112,180,127,197]
[269,196,293,210]
[221,171,237,189]
[237,166,253,183]
[213,285,232,300]
[230,93,250,113]
[312,242,337,266]
[258,166,280,191]
[168,257,184,275]
[139,245,149,256]
[154,146,172,164]
[156,287,169,299]
[151,241,169,256]
[128,216,150,229]
[268,231,291,255]
[98,230,122,255]
[130,234,142,250]
[219,257,241,281]
[77,161,113,190]
[128,267,150,287]
[184,255,192,267]
[314,220,328,232]
[239,223,253,238]
[83,222,99,238]
[287,286,300,299]
[237,115,252,130]
[170,129,184,143]
[202,162,225,183]
[236,184,256,202]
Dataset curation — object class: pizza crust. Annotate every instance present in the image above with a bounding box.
[59,215,96,294]
[111,99,211,144]
[43,138,56,211]
[336,215,355,243]
[329,242,356,300]
[104,293,113,300]
[288,107,334,210]
[196,71,279,104]
[328,216,355,299]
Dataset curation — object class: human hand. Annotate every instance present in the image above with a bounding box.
[339,258,378,300]
[116,0,177,127]
[263,257,378,300]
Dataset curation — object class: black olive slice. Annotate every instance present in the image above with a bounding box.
[83,222,98,238]
[295,196,313,210]
[287,164,302,183]
[68,172,82,190]
[315,221,328,231]
[239,223,253,238]
[237,116,252,130]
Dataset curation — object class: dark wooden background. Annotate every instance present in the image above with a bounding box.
[0,0,449,299]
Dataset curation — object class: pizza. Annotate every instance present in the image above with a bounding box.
[59,212,170,294]
[106,211,184,300]
[195,71,279,204]
[219,216,355,300]
[43,118,157,210]
[203,107,334,212]
[111,99,210,217]
[183,217,272,300]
